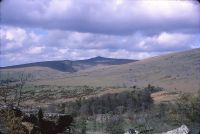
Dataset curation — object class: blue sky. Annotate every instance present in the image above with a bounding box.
[1,0,200,67]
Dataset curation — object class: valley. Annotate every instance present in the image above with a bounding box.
[0,48,200,134]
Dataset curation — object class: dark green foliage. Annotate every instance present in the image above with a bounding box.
[105,114,124,134]
[0,109,28,134]
[65,89,153,116]
[169,92,200,123]
[144,84,163,93]
[80,117,87,134]
[72,116,87,134]
[38,108,44,121]
[148,92,200,132]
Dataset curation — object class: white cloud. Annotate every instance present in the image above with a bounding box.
[1,25,199,67]
[27,46,44,54]
[135,32,196,52]
[157,32,194,45]
[1,0,200,35]
[1,27,27,50]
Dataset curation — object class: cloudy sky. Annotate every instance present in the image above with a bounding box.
[1,0,200,67]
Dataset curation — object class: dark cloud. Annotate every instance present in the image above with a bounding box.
[1,0,200,35]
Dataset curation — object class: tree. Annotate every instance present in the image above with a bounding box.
[38,108,44,121]
[158,103,167,119]
[58,103,66,114]
[16,73,31,106]
[0,78,15,104]
[0,84,9,104]
[80,116,87,134]
[73,116,87,134]
[105,114,124,134]
[92,104,97,133]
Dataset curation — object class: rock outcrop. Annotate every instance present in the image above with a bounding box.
[162,125,190,134]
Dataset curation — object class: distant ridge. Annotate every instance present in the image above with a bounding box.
[0,56,137,72]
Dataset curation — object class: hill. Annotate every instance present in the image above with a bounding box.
[0,56,135,72]
[0,56,136,79]
[33,48,200,92]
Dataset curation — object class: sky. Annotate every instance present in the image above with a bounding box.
[1,0,200,67]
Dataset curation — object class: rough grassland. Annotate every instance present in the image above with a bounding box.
[33,48,200,93]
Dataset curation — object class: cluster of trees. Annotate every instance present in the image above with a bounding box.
[105,114,124,134]
[152,91,200,133]
[72,116,87,134]
[169,92,200,123]
[65,89,153,116]
[71,112,125,134]
[54,88,155,134]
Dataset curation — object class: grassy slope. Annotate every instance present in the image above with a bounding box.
[34,48,200,92]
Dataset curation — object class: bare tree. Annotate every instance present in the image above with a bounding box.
[0,86,18,105]
[16,72,30,106]
[0,84,9,104]
[0,74,14,104]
